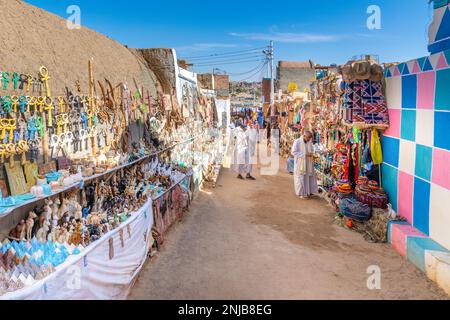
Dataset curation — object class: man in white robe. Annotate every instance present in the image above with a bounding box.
[291,131,318,198]
[229,124,256,180]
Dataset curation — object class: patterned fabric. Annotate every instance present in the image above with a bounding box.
[361,80,384,103]
[364,101,389,124]
[339,197,372,221]
[344,80,386,124]
[344,81,363,123]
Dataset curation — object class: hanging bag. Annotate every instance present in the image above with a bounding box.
[370,129,383,165]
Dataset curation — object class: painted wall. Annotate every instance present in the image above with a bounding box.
[176,61,199,107]
[428,1,450,54]
[382,49,450,250]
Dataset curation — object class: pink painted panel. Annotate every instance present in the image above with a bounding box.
[417,71,436,109]
[432,148,450,190]
[384,109,400,138]
[412,61,421,73]
[391,224,426,257]
[398,171,414,223]
[436,53,448,69]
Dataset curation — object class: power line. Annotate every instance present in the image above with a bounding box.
[192,55,265,66]
[181,46,267,60]
[235,60,268,82]
[219,61,267,76]
[187,50,266,62]
[193,58,266,67]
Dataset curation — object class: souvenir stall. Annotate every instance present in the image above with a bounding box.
[278,95,306,158]
[277,93,311,173]
[310,59,392,240]
[0,61,222,298]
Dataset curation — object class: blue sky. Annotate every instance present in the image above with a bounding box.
[25,0,433,80]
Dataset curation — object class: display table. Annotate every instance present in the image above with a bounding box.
[1,199,154,300]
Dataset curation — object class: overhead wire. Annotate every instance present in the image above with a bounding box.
[192,55,266,66]
[187,51,266,62]
[193,58,266,67]
[181,46,267,60]
[234,60,268,82]
[219,60,267,76]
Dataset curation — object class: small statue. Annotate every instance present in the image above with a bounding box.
[9,220,26,240]
[26,211,38,241]
[57,227,68,243]
[39,199,53,228]
[86,212,101,226]
[51,198,60,219]
[51,210,59,229]
[36,220,50,242]
[58,198,69,219]
[67,195,83,220]
[48,226,60,242]
[59,212,69,227]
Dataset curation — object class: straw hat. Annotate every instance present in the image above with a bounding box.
[370,63,384,82]
[352,61,372,80]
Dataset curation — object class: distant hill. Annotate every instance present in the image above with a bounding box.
[230,81,262,108]
[0,0,158,95]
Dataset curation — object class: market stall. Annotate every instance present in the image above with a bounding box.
[309,58,395,241]
[0,61,223,297]
[1,198,153,300]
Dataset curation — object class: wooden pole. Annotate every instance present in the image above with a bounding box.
[88,59,97,156]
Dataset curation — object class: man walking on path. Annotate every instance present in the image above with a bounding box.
[230,123,256,180]
[291,131,318,199]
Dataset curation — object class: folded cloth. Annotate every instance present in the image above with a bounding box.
[339,197,372,221]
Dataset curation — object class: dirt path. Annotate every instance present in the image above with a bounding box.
[128,164,448,300]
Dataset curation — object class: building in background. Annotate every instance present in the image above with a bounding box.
[197,73,231,130]
[277,60,315,94]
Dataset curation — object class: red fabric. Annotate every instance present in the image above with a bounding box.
[354,144,359,183]
[343,144,350,180]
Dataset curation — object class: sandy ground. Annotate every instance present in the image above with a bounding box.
[129,162,448,300]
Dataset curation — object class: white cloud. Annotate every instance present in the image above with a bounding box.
[176,43,238,52]
[229,32,342,43]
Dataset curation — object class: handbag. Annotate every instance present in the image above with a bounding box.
[295,157,306,175]
[370,129,383,165]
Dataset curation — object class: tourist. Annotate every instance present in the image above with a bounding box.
[291,131,318,199]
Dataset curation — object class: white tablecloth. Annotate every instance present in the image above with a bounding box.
[1,199,154,300]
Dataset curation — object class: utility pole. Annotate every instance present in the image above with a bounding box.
[269,40,275,117]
